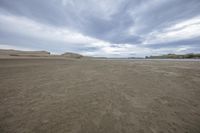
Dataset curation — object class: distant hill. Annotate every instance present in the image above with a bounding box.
[61,52,83,59]
[0,49,50,57]
[0,49,85,59]
[146,53,200,59]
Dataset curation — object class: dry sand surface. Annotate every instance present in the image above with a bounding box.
[0,58,200,133]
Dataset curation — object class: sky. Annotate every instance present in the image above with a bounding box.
[0,0,200,57]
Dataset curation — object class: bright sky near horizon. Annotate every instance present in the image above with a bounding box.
[0,0,200,57]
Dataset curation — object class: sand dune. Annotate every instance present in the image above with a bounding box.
[0,49,86,59]
[0,49,50,57]
[62,52,83,58]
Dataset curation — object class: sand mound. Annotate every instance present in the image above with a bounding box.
[0,49,50,57]
[62,52,83,58]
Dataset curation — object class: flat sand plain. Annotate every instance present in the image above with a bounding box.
[0,58,200,133]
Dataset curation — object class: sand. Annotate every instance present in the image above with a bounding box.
[0,58,200,133]
[0,49,50,57]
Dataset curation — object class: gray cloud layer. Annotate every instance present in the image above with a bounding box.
[0,0,200,57]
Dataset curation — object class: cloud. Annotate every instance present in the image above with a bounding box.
[0,0,200,57]
[0,14,113,52]
[142,16,200,45]
[0,44,34,51]
[0,14,100,45]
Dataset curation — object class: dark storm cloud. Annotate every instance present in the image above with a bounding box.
[0,0,200,57]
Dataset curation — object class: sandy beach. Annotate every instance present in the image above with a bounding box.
[0,58,200,133]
